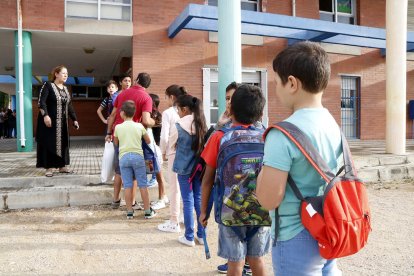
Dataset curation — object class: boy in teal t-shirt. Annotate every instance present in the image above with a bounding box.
[114,100,156,219]
[256,41,343,275]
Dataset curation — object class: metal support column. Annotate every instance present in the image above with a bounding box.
[218,0,242,115]
[14,31,33,152]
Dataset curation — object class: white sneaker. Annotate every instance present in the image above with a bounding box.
[120,199,126,207]
[157,221,181,233]
[151,199,166,210]
[178,235,195,247]
[195,236,204,245]
[162,195,170,205]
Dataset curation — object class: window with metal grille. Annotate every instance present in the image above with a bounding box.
[340,76,360,139]
[319,0,356,25]
[65,0,132,21]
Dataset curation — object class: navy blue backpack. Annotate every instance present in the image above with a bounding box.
[213,125,271,227]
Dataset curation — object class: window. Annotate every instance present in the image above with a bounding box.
[340,76,360,139]
[202,68,268,127]
[319,0,356,24]
[208,0,261,12]
[65,0,131,21]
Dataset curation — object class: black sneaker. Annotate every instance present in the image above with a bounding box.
[126,210,134,220]
[144,208,157,219]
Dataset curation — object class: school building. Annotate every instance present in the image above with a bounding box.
[1,0,414,152]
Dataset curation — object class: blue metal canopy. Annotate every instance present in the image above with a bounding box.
[168,4,414,51]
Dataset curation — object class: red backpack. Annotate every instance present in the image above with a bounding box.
[264,121,371,259]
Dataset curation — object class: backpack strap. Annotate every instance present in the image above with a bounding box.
[264,121,336,183]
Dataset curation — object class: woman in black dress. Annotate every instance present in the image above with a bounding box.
[36,65,79,177]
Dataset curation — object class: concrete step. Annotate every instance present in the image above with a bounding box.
[1,180,160,211]
[358,163,414,183]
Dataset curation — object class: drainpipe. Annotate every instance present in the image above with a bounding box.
[17,0,25,148]
[292,0,296,17]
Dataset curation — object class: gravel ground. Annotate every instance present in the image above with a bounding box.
[0,181,413,275]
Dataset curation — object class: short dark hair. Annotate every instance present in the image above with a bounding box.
[272,41,330,94]
[136,72,151,88]
[226,81,239,93]
[119,72,131,83]
[121,100,135,118]
[106,80,118,88]
[231,84,265,124]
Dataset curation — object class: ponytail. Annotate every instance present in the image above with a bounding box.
[165,85,188,105]
[176,95,207,155]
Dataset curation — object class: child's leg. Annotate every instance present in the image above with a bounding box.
[124,187,133,211]
[168,155,180,224]
[178,174,194,241]
[139,187,150,210]
[191,176,202,239]
[155,171,166,199]
[132,180,137,203]
[113,145,122,203]
[119,154,134,211]
[227,261,244,276]
[132,153,151,210]
[245,256,265,276]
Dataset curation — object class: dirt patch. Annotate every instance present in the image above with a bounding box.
[0,184,413,275]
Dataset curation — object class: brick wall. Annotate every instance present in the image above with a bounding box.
[0,0,64,31]
[32,99,106,137]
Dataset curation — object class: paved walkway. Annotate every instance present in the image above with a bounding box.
[0,137,413,210]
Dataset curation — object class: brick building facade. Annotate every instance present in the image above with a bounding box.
[1,0,413,139]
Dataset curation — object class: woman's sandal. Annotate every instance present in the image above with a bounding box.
[59,168,74,174]
[45,170,53,177]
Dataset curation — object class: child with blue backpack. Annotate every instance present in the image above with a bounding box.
[199,84,271,276]
[173,94,207,246]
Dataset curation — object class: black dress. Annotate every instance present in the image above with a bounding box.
[36,81,77,169]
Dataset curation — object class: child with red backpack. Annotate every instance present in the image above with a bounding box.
[256,41,370,275]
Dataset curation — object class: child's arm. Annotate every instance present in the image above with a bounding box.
[96,106,107,124]
[142,133,151,144]
[199,165,215,227]
[160,111,170,161]
[113,136,119,146]
[256,166,288,210]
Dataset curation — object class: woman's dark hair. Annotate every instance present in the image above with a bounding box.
[231,84,265,124]
[136,72,151,88]
[272,41,330,94]
[176,95,207,155]
[51,65,67,81]
[149,93,160,108]
[165,85,187,103]
[121,100,136,118]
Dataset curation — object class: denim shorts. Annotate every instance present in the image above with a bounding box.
[113,144,121,175]
[119,153,148,189]
[218,224,271,262]
[272,229,342,276]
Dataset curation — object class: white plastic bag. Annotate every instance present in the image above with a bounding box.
[101,142,115,183]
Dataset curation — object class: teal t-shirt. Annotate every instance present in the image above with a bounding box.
[114,120,147,159]
[263,108,342,241]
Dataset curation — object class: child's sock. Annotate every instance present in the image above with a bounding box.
[144,209,151,215]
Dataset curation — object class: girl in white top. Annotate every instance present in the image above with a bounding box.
[158,85,187,233]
